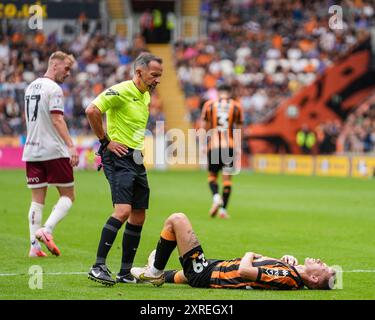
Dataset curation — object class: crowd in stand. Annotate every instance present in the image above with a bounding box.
[174,0,374,153]
[0,22,165,138]
[337,93,375,153]
[295,96,375,155]
[1,0,374,155]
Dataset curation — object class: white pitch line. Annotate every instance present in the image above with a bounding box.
[0,272,87,276]
[342,270,375,273]
[0,270,375,277]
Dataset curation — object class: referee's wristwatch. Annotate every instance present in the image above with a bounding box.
[97,134,110,156]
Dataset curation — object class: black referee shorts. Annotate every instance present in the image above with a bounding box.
[102,149,149,209]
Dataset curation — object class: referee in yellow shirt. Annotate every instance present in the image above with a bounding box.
[86,53,163,286]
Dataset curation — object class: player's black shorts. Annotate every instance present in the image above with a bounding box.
[102,149,149,209]
[179,246,219,288]
[208,147,234,173]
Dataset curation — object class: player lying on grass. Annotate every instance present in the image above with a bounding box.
[131,213,336,290]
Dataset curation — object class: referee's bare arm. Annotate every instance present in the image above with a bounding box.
[86,103,128,157]
[86,103,106,140]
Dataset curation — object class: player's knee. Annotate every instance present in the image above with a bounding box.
[168,212,188,224]
[59,188,75,202]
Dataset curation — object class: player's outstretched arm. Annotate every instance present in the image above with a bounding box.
[51,113,79,167]
[238,252,262,280]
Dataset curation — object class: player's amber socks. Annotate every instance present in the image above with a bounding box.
[119,222,143,276]
[154,229,177,271]
[165,270,186,284]
[164,270,178,283]
[208,175,219,195]
[222,181,232,209]
[95,216,123,266]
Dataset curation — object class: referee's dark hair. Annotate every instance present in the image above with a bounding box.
[134,53,163,71]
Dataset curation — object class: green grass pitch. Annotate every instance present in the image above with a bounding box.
[0,169,374,300]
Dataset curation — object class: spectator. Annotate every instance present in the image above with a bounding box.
[296,124,316,154]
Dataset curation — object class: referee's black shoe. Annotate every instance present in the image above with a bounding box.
[116,273,138,284]
[88,264,116,286]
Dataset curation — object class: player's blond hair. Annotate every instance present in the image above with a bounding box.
[48,51,75,65]
[317,268,337,290]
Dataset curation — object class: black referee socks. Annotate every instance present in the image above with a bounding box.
[95,216,123,266]
[119,222,143,276]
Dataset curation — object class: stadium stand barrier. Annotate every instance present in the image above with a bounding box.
[252,153,375,178]
[1,135,374,178]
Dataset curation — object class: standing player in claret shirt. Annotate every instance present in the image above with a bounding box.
[22,51,79,258]
[200,84,243,219]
